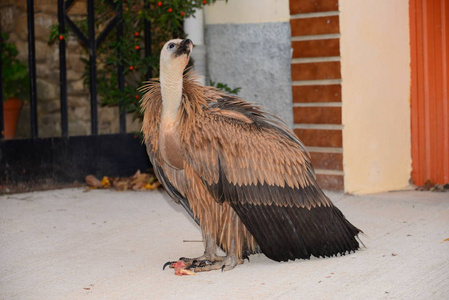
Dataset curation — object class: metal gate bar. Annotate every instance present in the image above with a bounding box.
[2,0,152,140]
[26,0,38,139]
[87,0,98,135]
[61,0,128,135]
[0,34,4,139]
[116,3,126,133]
[58,0,69,137]
[144,0,152,80]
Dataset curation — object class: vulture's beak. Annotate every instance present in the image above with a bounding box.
[177,39,193,56]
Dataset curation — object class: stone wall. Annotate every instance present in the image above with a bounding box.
[1,0,141,138]
[205,22,293,128]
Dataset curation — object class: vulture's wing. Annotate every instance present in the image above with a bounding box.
[151,155,199,225]
[184,93,361,262]
[140,80,198,224]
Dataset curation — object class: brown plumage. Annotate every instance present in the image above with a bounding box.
[140,39,362,272]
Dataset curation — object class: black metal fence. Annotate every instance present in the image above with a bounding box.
[0,0,152,188]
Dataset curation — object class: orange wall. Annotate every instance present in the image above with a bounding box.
[410,0,449,185]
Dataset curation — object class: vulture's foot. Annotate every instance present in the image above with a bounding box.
[162,253,223,270]
[188,254,244,272]
[162,235,246,272]
[163,234,222,271]
[163,254,244,272]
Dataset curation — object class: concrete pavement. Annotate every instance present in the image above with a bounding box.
[1,188,448,299]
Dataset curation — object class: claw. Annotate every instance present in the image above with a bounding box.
[199,260,212,267]
[243,254,250,262]
[221,264,226,272]
[186,259,212,270]
[184,260,197,270]
[184,262,196,270]
[163,261,175,270]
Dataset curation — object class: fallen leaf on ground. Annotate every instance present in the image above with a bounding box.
[101,176,111,188]
[85,175,102,188]
[85,170,160,191]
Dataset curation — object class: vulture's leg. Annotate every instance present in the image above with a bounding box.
[181,233,224,263]
[163,234,224,270]
[188,240,244,272]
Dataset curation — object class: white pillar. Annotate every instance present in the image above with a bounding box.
[184,8,206,85]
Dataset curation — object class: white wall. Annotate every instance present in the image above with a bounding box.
[204,0,290,24]
[340,0,412,194]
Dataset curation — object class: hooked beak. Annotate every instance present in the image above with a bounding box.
[176,39,193,56]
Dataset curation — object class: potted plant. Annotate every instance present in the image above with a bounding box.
[1,33,29,139]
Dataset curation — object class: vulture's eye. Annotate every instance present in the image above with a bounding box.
[168,43,175,50]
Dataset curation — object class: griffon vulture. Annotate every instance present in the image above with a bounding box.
[140,39,362,272]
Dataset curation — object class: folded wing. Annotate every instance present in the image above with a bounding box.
[183,94,361,261]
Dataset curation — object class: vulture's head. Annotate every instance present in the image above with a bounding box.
[160,39,193,77]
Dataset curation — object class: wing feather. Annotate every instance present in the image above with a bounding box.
[181,88,361,261]
[183,101,326,208]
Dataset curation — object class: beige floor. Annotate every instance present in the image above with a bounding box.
[1,188,448,299]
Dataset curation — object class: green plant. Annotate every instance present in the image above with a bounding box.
[209,79,241,95]
[1,33,29,101]
[49,0,224,120]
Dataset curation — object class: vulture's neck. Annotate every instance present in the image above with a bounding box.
[160,70,183,122]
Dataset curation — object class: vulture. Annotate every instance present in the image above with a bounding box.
[140,38,362,272]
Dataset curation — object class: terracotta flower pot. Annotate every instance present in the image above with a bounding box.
[2,97,23,140]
